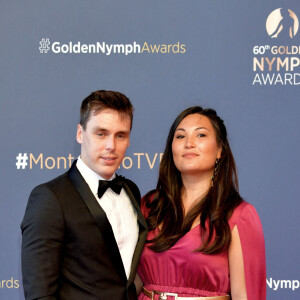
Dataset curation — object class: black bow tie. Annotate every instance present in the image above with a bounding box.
[97,175,125,199]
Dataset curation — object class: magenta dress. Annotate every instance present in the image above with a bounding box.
[137,201,266,300]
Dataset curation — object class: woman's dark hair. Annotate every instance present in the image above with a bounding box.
[145,106,242,254]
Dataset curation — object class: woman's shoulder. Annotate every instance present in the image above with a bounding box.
[228,200,262,230]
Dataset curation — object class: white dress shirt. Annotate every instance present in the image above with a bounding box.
[76,157,139,279]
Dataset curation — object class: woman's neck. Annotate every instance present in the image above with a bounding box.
[181,173,212,214]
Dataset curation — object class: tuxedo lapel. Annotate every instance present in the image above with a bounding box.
[67,161,127,282]
[123,181,148,284]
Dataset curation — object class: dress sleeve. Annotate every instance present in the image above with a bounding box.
[236,204,266,300]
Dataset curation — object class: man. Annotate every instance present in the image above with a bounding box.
[21,90,147,300]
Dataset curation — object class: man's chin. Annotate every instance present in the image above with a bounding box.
[97,165,119,179]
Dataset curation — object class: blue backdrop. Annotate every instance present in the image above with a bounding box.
[1,1,300,299]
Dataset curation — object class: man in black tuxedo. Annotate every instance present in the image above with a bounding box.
[21,90,147,300]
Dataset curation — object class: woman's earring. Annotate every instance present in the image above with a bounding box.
[211,158,220,187]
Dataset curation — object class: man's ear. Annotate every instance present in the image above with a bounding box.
[76,124,83,144]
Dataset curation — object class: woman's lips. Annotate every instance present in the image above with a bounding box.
[183,153,198,158]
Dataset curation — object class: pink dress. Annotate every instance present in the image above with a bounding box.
[137,201,266,300]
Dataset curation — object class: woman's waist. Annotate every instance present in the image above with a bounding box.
[143,283,229,298]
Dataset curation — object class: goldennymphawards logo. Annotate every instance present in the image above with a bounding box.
[251,8,300,86]
[267,278,300,291]
[38,39,186,55]
[39,38,50,53]
[0,277,19,289]
[266,8,299,39]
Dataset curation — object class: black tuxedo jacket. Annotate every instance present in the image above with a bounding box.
[21,161,147,300]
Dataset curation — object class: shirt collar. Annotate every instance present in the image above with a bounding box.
[76,156,116,196]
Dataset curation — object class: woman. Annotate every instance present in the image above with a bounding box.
[136,107,266,300]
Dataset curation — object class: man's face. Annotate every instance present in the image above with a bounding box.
[76,109,131,179]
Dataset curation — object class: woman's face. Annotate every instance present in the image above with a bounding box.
[172,114,222,178]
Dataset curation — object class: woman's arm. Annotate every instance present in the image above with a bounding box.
[134,273,143,296]
[228,225,247,300]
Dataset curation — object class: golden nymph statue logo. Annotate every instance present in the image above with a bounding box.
[266,8,299,39]
[252,8,300,85]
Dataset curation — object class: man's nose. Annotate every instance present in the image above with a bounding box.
[105,136,115,151]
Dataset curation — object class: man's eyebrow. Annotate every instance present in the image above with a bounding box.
[92,127,108,132]
[116,130,130,135]
[92,127,130,134]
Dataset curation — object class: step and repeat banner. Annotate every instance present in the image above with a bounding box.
[1,1,300,299]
